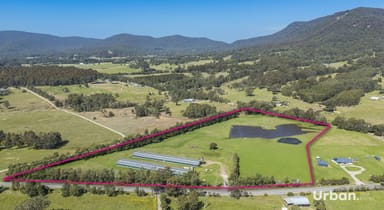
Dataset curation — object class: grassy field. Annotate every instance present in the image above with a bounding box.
[0,88,120,171]
[322,190,384,210]
[39,82,163,103]
[325,60,349,69]
[150,59,214,71]
[326,90,384,124]
[60,114,323,184]
[2,188,384,210]
[61,59,213,74]
[199,195,286,210]
[221,77,322,112]
[222,77,383,125]
[311,127,384,183]
[39,83,190,136]
[200,191,384,210]
[78,108,187,136]
[61,62,141,74]
[150,62,178,71]
[169,195,314,210]
[0,190,156,210]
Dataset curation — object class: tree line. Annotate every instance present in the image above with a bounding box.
[281,108,328,123]
[237,101,327,123]
[11,182,50,197]
[24,167,203,192]
[0,66,98,88]
[61,183,128,197]
[65,93,136,112]
[332,116,384,136]
[319,177,350,185]
[0,130,65,150]
[183,103,217,119]
[369,174,384,183]
[237,100,274,112]
[28,86,64,107]
[229,153,240,182]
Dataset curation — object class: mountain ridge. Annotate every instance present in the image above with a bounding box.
[1,7,383,58]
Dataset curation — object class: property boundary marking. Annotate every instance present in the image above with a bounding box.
[3,107,331,190]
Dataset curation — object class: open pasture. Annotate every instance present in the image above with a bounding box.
[60,114,324,185]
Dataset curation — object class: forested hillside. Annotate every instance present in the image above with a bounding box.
[1,7,383,60]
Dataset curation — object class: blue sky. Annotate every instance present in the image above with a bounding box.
[0,0,383,42]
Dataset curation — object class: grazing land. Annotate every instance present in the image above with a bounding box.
[328,90,384,124]
[39,82,163,103]
[60,114,324,184]
[311,128,384,183]
[220,78,321,112]
[1,5,384,210]
[77,108,187,136]
[0,190,156,210]
[323,190,384,210]
[38,83,189,135]
[61,62,141,74]
[187,195,285,210]
[150,59,213,71]
[0,88,120,172]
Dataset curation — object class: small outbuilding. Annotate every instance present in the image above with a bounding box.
[0,88,9,96]
[283,196,310,207]
[182,98,195,103]
[370,96,380,101]
[316,156,328,167]
[317,159,329,167]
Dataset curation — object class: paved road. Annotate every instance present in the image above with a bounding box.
[22,87,126,138]
[1,181,380,196]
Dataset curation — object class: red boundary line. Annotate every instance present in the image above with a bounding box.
[3,108,331,190]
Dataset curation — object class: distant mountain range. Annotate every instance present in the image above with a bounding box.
[0,7,383,58]
[232,7,384,57]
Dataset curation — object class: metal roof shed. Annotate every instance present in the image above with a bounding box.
[116,159,189,175]
[283,196,310,206]
[317,159,328,167]
[132,151,201,166]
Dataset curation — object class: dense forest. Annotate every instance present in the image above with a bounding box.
[0,66,98,87]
